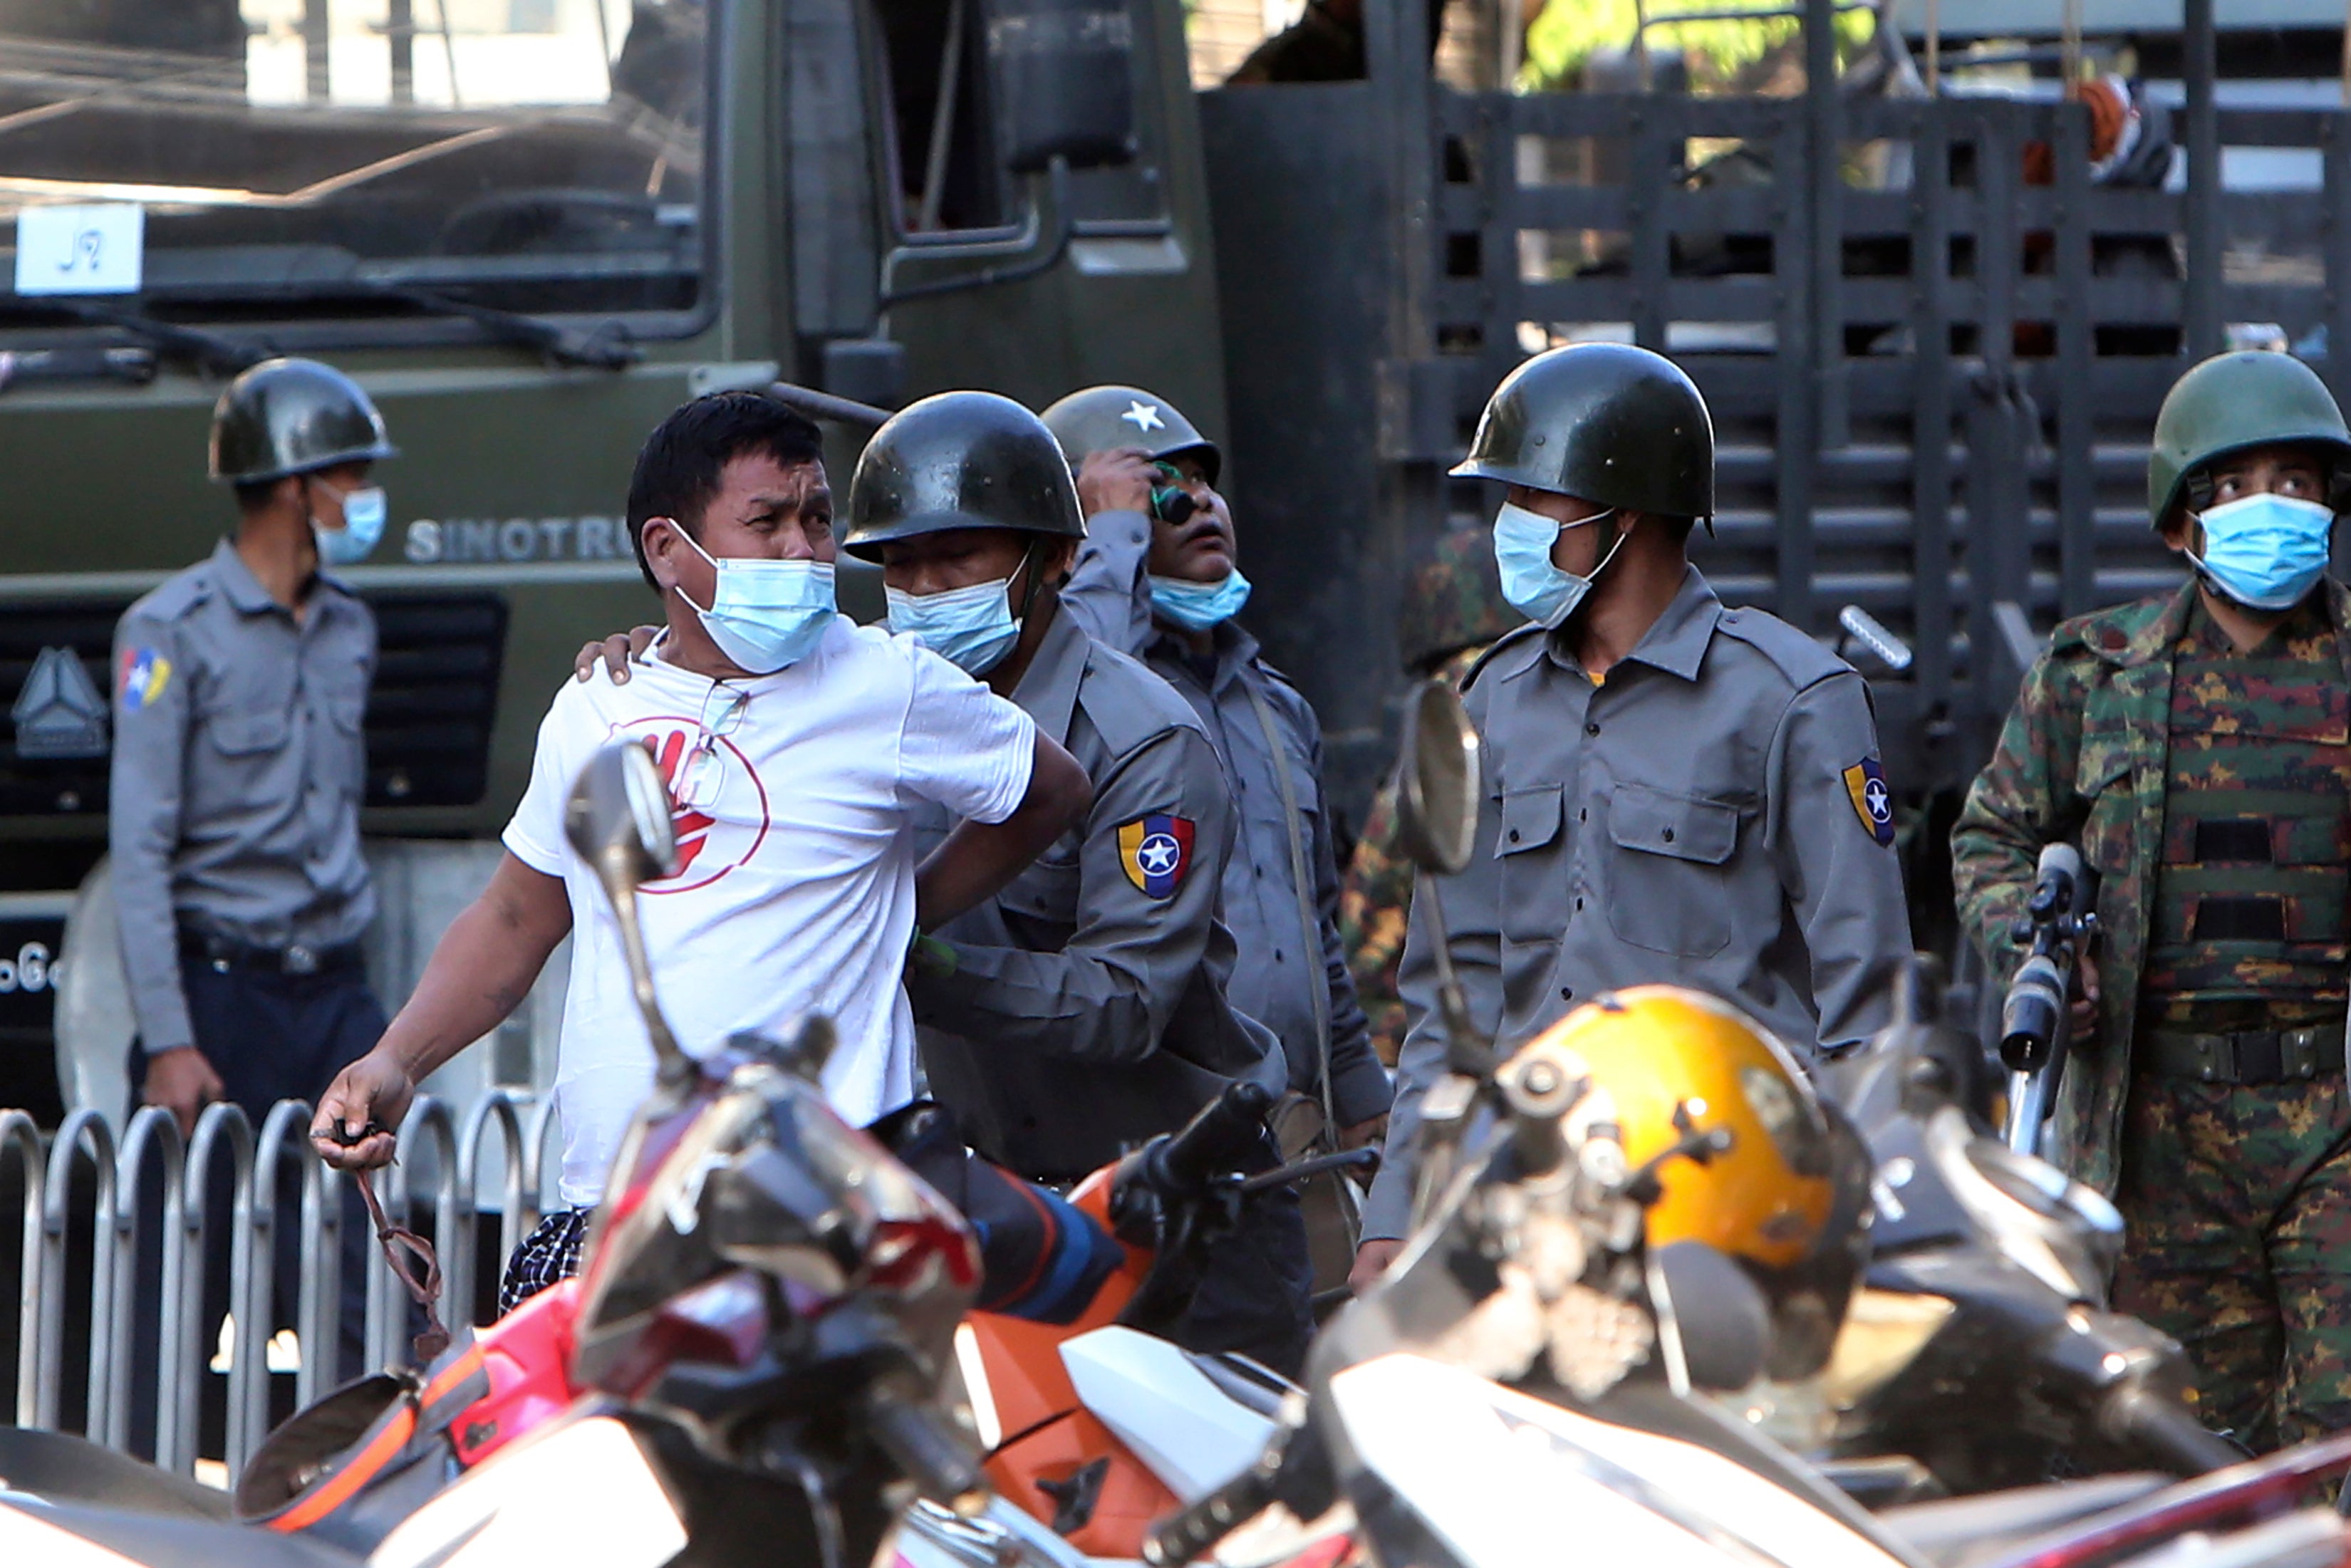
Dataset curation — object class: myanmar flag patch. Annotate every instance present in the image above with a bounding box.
[1118,814,1195,898]
[1842,757,1896,846]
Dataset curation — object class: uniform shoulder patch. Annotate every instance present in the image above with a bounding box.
[128,566,214,623]
[1117,814,1195,898]
[1080,642,1203,757]
[1842,757,1896,846]
[118,645,172,712]
[1715,606,1844,689]
[2050,589,2178,667]
[1251,655,1304,696]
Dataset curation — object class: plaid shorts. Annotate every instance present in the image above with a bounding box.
[498,1208,593,1316]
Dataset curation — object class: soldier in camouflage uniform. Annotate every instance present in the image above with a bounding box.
[1339,528,1522,1063]
[1953,350,2351,1450]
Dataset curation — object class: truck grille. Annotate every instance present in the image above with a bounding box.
[0,591,507,817]
[367,595,508,808]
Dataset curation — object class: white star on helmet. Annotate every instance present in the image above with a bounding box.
[1121,400,1166,433]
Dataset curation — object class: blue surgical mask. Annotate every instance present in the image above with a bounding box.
[2188,492,2335,612]
[1148,567,1252,631]
[673,528,836,674]
[311,479,387,567]
[887,575,1023,675]
[1492,500,1621,628]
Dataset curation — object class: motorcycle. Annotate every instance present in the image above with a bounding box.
[898,1077,1357,1568]
[1126,680,2351,1568]
[1815,959,2241,1499]
[2,736,1337,1568]
[1,740,987,1568]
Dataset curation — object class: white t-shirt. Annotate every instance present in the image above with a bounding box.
[502,616,1037,1205]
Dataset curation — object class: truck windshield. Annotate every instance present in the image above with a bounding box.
[0,0,709,324]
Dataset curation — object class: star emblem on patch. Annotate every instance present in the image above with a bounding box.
[1118,814,1195,898]
[1121,400,1165,433]
[1842,758,1896,846]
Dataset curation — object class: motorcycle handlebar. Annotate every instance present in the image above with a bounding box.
[1151,1081,1277,1196]
[2102,1386,2241,1478]
[866,1391,987,1512]
[1143,1446,1283,1566]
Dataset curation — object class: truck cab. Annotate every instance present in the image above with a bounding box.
[0,0,1230,1118]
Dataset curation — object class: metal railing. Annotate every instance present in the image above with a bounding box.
[0,1091,560,1483]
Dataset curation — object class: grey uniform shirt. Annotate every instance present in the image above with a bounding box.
[109,539,378,1054]
[905,598,1286,1180]
[1360,565,1912,1240]
[1066,512,1391,1128]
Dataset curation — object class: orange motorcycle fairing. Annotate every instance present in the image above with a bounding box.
[985,1408,1182,1559]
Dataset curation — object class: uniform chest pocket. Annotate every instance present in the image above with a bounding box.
[1495,785,1566,947]
[319,675,368,734]
[1276,742,1322,826]
[207,708,289,757]
[1497,786,1563,856]
[999,852,1083,932]
[2075,734,2136,879]
[1602,783,1736,957]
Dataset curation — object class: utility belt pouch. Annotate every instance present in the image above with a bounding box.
[2142,1023,2348,1084]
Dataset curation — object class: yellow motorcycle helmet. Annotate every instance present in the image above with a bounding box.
[1519,985,1873,1379]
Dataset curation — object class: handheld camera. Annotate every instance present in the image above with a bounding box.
[1148,460,1198,526]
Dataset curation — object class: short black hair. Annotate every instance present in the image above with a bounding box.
[626,391,826,590]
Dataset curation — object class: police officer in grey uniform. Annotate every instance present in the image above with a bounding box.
[1354,343,1913,1286]
[841,390,1314,1374]
[1043,386,1393,1276]
[112,358,393,1418]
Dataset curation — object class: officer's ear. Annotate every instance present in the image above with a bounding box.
[239,472,303,521]
[640,516,688,595]
[1038,536,1080,587]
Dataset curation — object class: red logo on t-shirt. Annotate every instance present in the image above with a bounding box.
[643,731,718,877]
[609,717,771,893]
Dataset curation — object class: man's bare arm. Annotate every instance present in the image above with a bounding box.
[312,852,573,1168]
[914,732,1091,930]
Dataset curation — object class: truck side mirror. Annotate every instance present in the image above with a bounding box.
[985,0,1137,174]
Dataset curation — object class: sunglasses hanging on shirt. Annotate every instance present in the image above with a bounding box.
[676,682,749,811]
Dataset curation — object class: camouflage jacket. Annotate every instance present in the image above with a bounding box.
[1339,782,1409,1064]
[1950,575,2351,1195]
[1339,647,1484,1065]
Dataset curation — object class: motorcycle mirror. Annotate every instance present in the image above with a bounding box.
[566,742,691,1083]
[1396,680,1481,878]
[566,739,679,883]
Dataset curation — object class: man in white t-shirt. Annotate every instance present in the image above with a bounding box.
[312,392,1089,1309]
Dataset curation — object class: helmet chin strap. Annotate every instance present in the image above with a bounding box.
[1011,537,1054,624]
[1583,511,1634,588]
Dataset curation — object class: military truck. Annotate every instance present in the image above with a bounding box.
[3,0,2350,1120]
[0,0,1230,1118]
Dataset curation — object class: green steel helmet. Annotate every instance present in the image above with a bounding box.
[1039,384,1221,487]
[1453,343,1714,520]
[841,390,1086,561]
[1398,526,1522,673]
[208,358,397,484]
[2147,350,2351,528]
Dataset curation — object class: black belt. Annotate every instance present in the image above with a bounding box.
[2142,1022,2347,1085]
[179,930,364,977]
